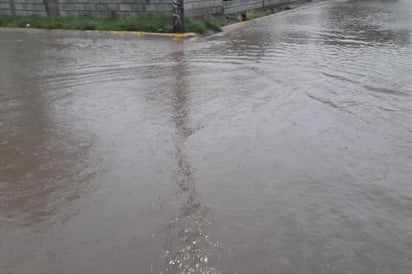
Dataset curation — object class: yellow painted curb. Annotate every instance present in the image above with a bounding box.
[85,30,197,40]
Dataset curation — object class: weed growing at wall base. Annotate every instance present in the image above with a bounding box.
[0,14,221,34]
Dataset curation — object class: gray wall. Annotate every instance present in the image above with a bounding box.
[59,0,172,17]
[0,0,297,17]
[0,0,13,15]
[185,0,223,17]
[15,0,47,16]
[224,0,262,15]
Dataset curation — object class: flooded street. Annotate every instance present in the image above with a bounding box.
[1,0,412,273]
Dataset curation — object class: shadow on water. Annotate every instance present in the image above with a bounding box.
[161,45,220,274]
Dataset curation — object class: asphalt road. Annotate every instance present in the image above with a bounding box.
[1,0,412,273]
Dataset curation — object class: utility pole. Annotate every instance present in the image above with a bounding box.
[172,0,185,33]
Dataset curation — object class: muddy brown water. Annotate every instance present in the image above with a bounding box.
[1,0,412,273]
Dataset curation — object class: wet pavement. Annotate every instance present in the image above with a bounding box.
[1,0,412,273]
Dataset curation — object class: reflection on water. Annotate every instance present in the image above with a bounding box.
[163,46,220,274]
[1,0,412,273]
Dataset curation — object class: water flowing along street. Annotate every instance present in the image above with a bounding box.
[1,0,412,273]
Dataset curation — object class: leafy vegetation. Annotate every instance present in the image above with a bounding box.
[0,14,221,33]
[245,8,281,20]
[245,10,267,20]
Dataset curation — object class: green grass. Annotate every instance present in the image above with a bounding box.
[0,14,221,33]
[245,10,267,20]
[245,8,282,20]
[185,17,221,33]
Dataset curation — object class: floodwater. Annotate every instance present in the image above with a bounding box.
[1,0,412,273]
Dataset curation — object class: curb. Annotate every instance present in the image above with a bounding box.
[85,30,197,40]
[0,27,197,40]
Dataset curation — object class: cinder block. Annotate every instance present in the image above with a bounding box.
[67,10,79,16]
[131,4,144,12]
[145,3,170,12]
[96,4,107,11]
[34,4,46,11]
[79,10,92,16]
[108,3,118,10]
[87,10,101,16]
[75,3,86,10]
[117,11,131,17]
[119,3,131,11]
[264,0,284,6]
[153,3,169,12]
[149,0,168,4]
[62,3,74,10]
[85,3,95,10]
[0,10,11,16]
[23,4,33,10]
[15,10,28,15]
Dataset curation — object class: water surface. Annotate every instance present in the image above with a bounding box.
[1,0,412,273]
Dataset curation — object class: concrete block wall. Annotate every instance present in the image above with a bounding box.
[185,0,223,17]
[0,0,12,16]
[1,0,48,16]
[0,0,296,18]
[264,0,295,7]
[223,0,295,15]
[59,0,171,17]
[223,0,262,15]
[14,0,47,16]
